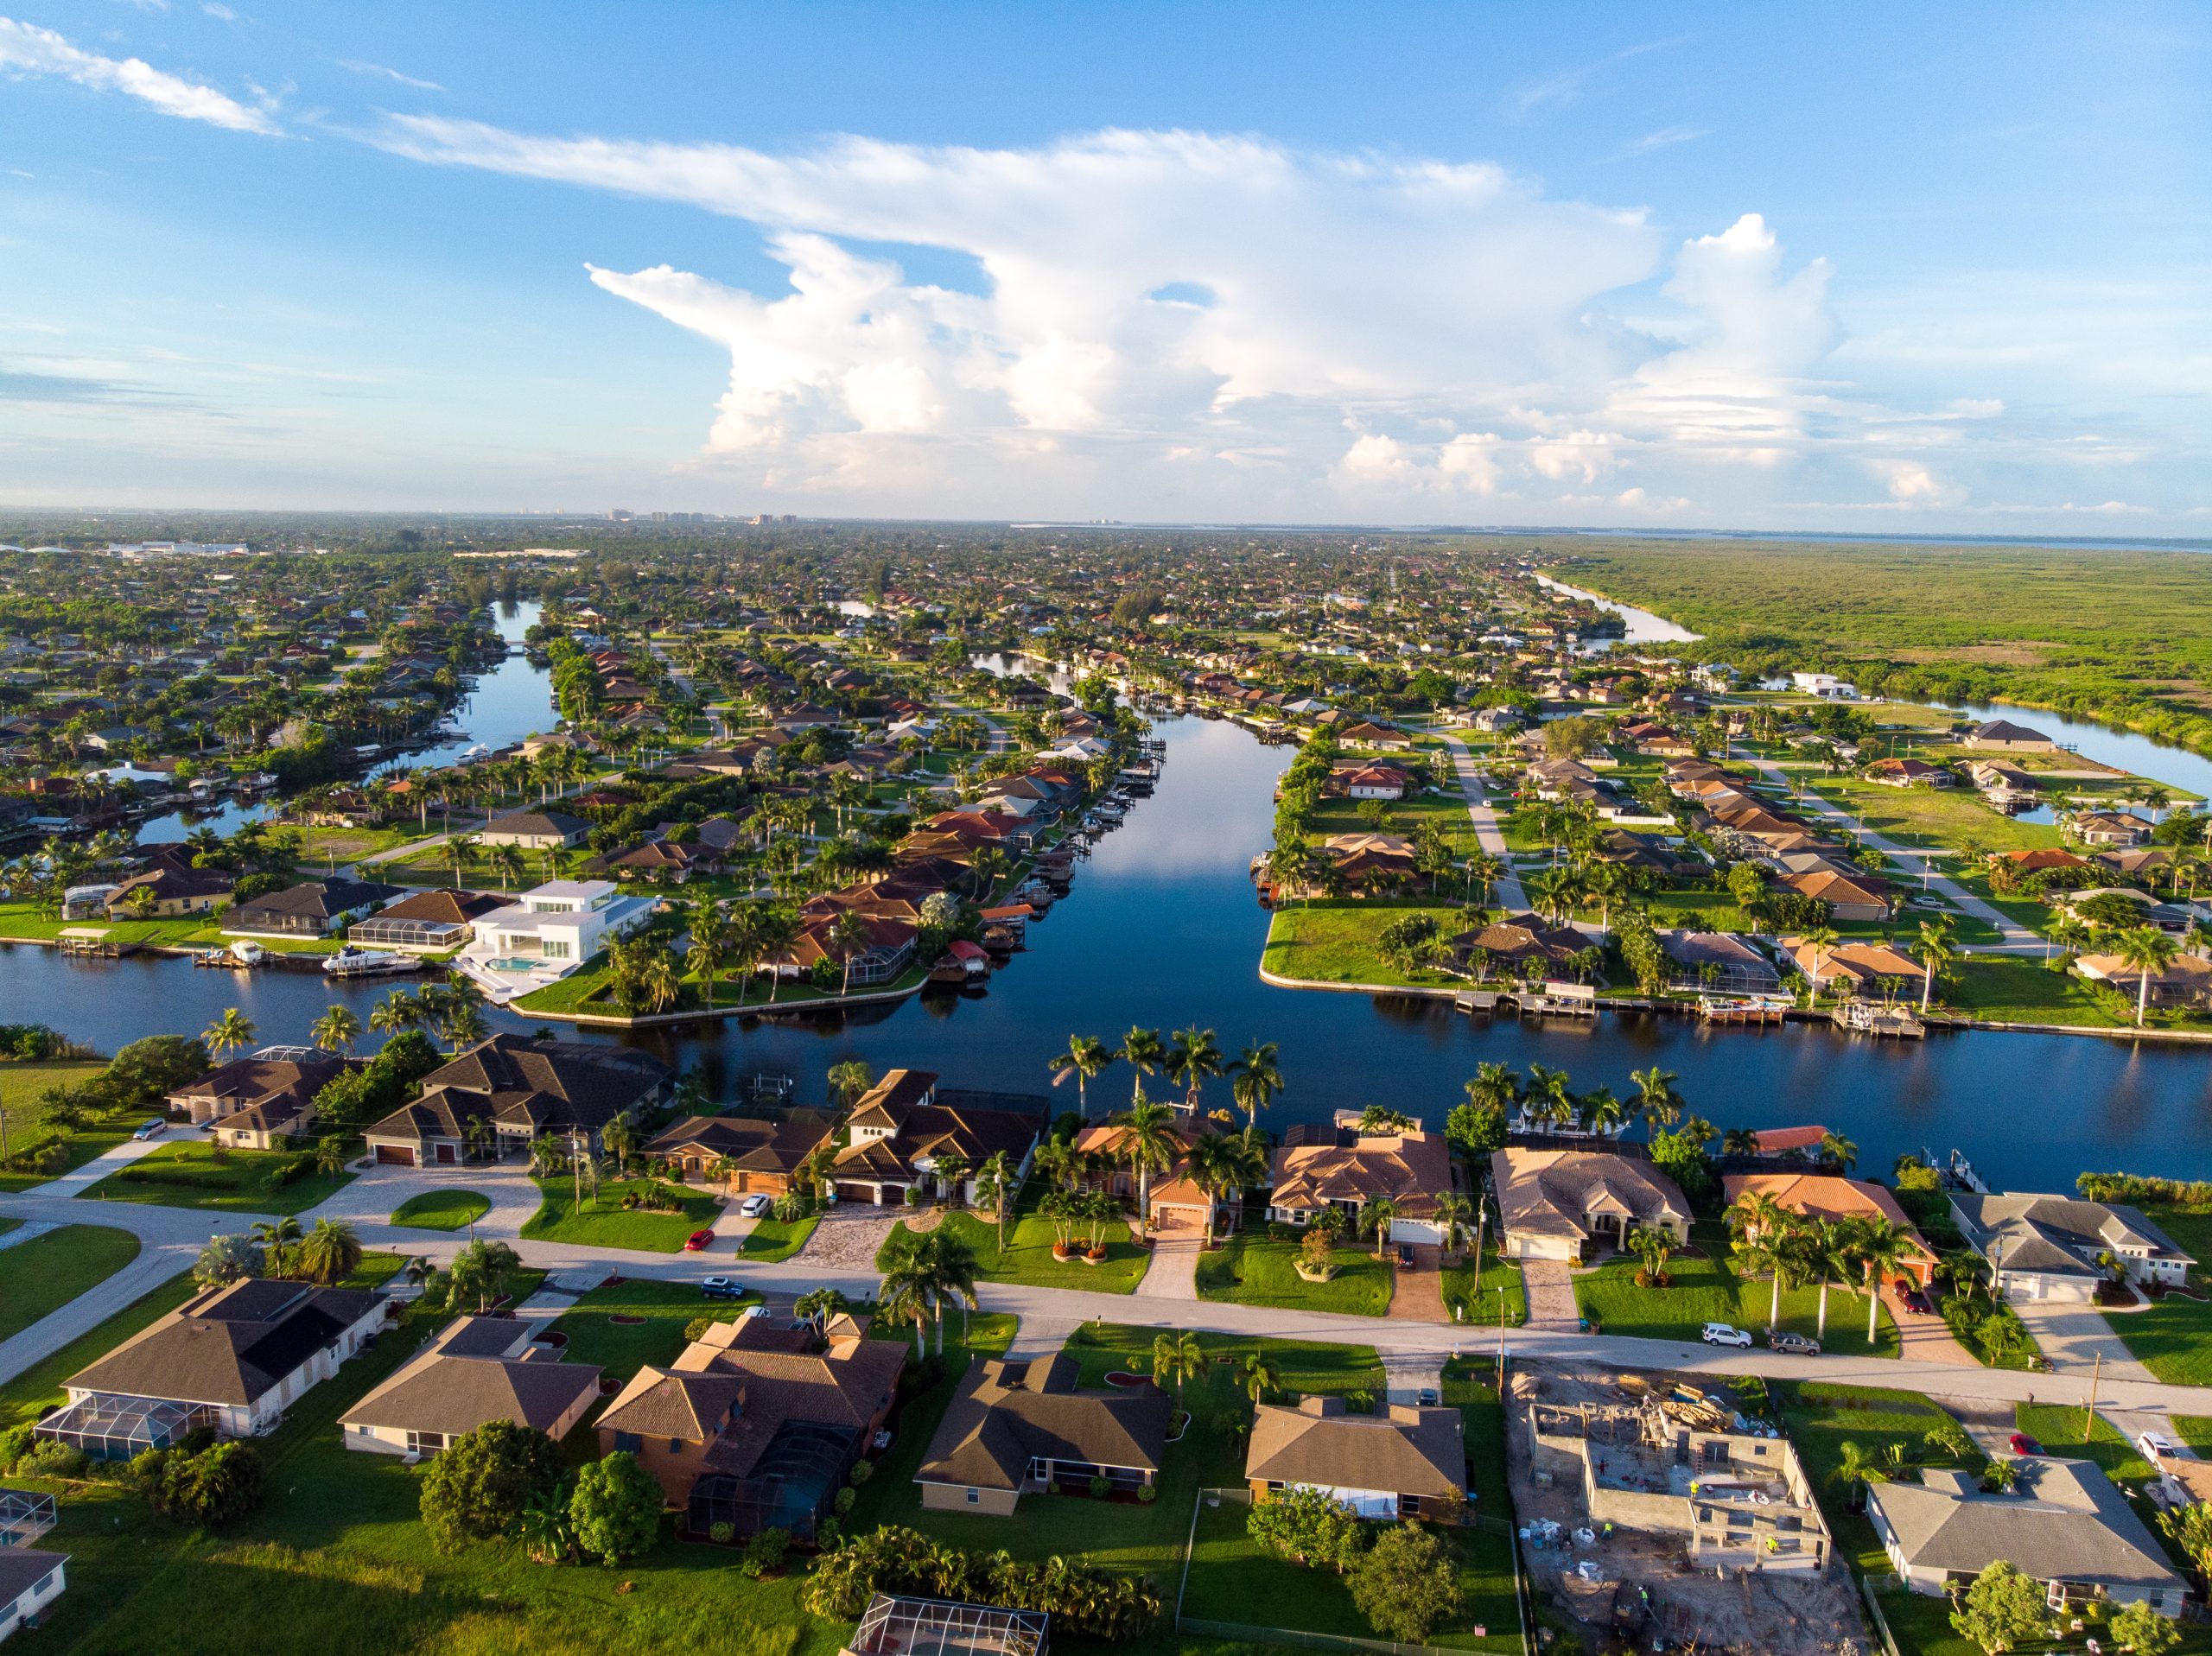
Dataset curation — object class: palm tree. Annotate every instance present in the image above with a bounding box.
[445,832,480,886]
[310,1005,361,1056]
[1854,1221,1917,1346]
[1121,1025,1166,1107]
[1186,1132,1244,1248]
[490,842,527,893]
[1820,1131,1859,1173]
[1916,916,1956,1012]
[311,1135,350,1177]
[1833,1440,1892,1508]
[1047,1034,1117,1119]
[1227,1040,1284,1133]
[294,1218,363,1285]
[204,1006,257,1062]
[830,908,874,997]
[1801,925,1840,999]
[1581,1087,1626,1137]
[973,1151,1018,1253]
[1113,1100,1180,1241]
[1361,1196,1398,1260]
[1152,1329,1205,1405]
[1432,1190,1474,1256]
[1465,1061,1521,1117]
[794,1286,849,1331]
[1524,1063,1576,1132]
[368,989,421,1036]
[1630,1066,1681,1128]
[686,904,734,1007]
[2115,924,2180,1026]
[442,1001,490,1054]
[1165,1026,1223,1113]
[1624,1223,1676,1286]
[1242,1351,1281,1405]
[878,1272,931,1358]
[1808,1218,1857,1341]
[251,1215,303,1277]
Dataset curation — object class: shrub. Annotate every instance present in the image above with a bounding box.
[1136,1482,1158,1503]
[1088,1475,1111,1498]
[0,1424,35,1471]
[815,1517,842,1548]
[1248,1485,1364,1572]
[159,1441,263,1527]
[740,1526,791,1578]
[419,1421,564,1553]
[833,1486,856,1515]
[13,1438,85,1481]
[847,1458,873,1486]
[709,1520,735,1545]
[567,1451,662,1564]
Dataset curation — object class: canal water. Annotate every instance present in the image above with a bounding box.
[9,693,2212,1189]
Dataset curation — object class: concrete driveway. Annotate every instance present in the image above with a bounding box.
[1522,1258,1581,1331]
[2013,1298,2159,1382]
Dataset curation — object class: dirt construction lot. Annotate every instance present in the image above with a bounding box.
[1506,1363,1870,1656]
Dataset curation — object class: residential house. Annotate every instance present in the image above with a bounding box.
[1071,1120,1232,1234]
[1782,937,1925,995]
[478,809,589,850]
[0,1548,67,1642]
[1330,763,1413,801]
[1864,758,1954,789]
[1335,720,1411,751]
[341,1315,602,1458]
[1775,867,1894,923]
[362,1034,671,1168]
[1313,832,1419,894]
[645,1111,836,1195]
[167,1050,344,1150]
[456,879,657,1002]
[226,876,401,937]
[1492,1148,1691,1262]
[2074,950,2212,1010]
[594,1312,904,1540]
[1952,1192,2195,1302]
[102,865,232,917]
[1869,1460,2184,1614]
[1962,720,2057,752]
[2069,810,2153,848]
[1267,1123,1454,1243]
[915,1352,1172,1514]
[1657,930,1782,993]
[1450,912,1592,976]
[346,886,506,952]
[35,1278,387,1459]
[828,1069,1042,1206]
[1723,1173,1939,1288]
[1245,1396,1466,1520]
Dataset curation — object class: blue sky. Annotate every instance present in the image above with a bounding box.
[0,3,2206,529]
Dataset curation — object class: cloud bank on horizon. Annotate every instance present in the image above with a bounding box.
[0,12,2204,526]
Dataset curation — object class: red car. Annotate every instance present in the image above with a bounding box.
[683,1229,716,1252]
[2009,1432,2044,1456]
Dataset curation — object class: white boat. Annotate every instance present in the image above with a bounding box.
[322,945,423,979]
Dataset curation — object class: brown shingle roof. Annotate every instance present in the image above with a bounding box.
[1245,1399,1465,1499]
[917,1354,1171,1490]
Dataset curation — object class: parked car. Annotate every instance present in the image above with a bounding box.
[2137,1430,2182,1463]
[1897,1285,1934,1315]
[2008,1431,2044,1456]
[871,1427,894,1451]
[700,1276,745,1299]
[1770,1330,1821,1355]
[1701,1323,1753,1348]
[739,1194,772,1218]
[683,1228,716,1252]
[132,1119,166,1139]
[1395,1243,1415,1269]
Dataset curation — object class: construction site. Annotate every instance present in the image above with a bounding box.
[1505,1363,1870,1656]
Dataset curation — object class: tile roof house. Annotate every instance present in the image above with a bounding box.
[1723,1173,1939,1287]
[1268,1125,1453,1244]
[646,1111,836,1195]
[226,876,402,937]
[1870,1461,2184,1613]
[341,1315,602,1458]
[363,1035,671,1168]
[829,1070,1043,1207]
[1951,1192,2195,1302]
[102,864,232,917]
[1451,912,1592,974]
[1962,720,2057,752]
[1245,1396,1466,1520]
[478,809,589,849]
[595,1313,905,1540]
[1492,1148,1691,1263]
[35,1278,387,1458]
[915,1353,1173,1515]
[167,1050,345,1151]
[346,886,506,952]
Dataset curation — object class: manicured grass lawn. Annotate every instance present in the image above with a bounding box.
[1441,1237,1529,1328]
[2105,1210,2212,1384]
[1817,775,2063,856]
[1573,1246,1897,1356]
[520,1175,722,1252]
[1779,1380,1980,1572]
[0,1271,200,1431]
[1262,900,1469,988]
[0,1223,141,1343]
[1195,1232,1396,1317]
[1308,792,1485,858]
[2015,1402,2157,1482]
[389,1189,492,1231]
[1944,955,2131,1027]
[738,1215,818,1261]
[0,1057,106,1145]
[0,1120,152,1194]
[878,1205,1150,1294]
[76,1139,354,1215]
[548,1275,763,1380]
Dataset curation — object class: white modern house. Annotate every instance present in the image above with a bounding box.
[457,879,656,1003]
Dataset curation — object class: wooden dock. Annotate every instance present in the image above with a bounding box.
[1830,999,1926,1038]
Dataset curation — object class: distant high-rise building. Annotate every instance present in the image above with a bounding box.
[609,509,632,521]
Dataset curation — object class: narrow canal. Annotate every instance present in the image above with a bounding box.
[8,688,2212,1187]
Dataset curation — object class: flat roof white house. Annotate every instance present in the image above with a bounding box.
[457,879,656,1003]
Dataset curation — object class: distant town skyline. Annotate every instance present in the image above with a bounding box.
[0,3,2204,530]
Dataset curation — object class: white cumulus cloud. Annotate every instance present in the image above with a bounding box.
[0,16,277,133]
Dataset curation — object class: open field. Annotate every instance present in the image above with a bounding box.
[1195,1231,1396,1316]
[0,1223,140,1342]
[76,1139,354,1215]
[0,1058,106,1144]
[1261,900,1469,987]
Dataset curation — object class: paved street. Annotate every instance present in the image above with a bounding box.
[1434,733,1530,910]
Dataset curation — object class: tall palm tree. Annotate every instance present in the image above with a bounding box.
[1465,1061,1521,1116]
[830,908,874,997]
[1807,1218,1856,1341]
[204,1007,257,1062]
[1916,916,1956,1012]
[490,842,527,894]
[1113,1100,1180,1241]
[973,1150,1018,1253]
[877,1272,931,1358]
[1801,925,1840,999]
[1581,1087,1627,1137]
[310,1005,360,1056]
[1165,1026,1223,1113]
[1524,1063,1577,1131]
[1630,1066,1681,1128]
[1151,1330,1205,1405]
[1121,1026,1166,1107]
[1853,1221,1917,1346]
[368,989,421,1036]
[1227,1040,1284,1133]
[295,1218,363,1285]
[2115,924,2180,1027]
[1820,1131,1859,1173]
[1242,1351,1281,1405]
[442,1002,490,1054]
[1361,1196,1398,1260]
[1047,1034,1117,1119]
[1186,1132,1243,1248]
[251,1215,303,1277]
[1432,1190,1474,1255]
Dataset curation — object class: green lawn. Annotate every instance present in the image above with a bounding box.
[1573,1245,1897,1355]
[0,1120,154,1194]
[1778,1380,1981,1572]
[1261,900,1469,988]
[1943,955,2131,1027]
[737,1215,818,1261]
[388,1189,493,1231]
[519,1176,722,1252]
[75,1140,354,1215]
[1195,1232,1396,1317]
[1440,1238,1529,1329]
[0,1271,201,1431]
[2014,1402,2157,1482]
[0,1223,141,1343]
[1816,775,2064,857]
[878,1203,1151,1294]
[1308,792,1485,858]
[547,1275,763,1380]
[2104,1211,2212,1384]
[0,1057,107,1145]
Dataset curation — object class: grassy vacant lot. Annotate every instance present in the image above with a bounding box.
[1307,792,1484,859]
[2107,1208,2212,1384]
[0,1056,106,1142]
[389,1189,492,1231]
[0,1223,141,1343]
[548,1275,762,1380]
[1440,1237,1529,1328]
[520,1176,721,1252]
[737,1215,818,1261]
[1195,1232,1395,1317]
[77,1139,353,1215]
[878,1205,1150,1295]
[1816,774,2063,857]
[1573,1246,1897,1356]
[0,1271,201,1431]
[1777,1380,1980,1572]
[1944,955,2131,1027]
[1262,900,1467,988]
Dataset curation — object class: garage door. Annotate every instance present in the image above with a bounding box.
[836,1182,879,1206]
[375,1144,416,1167]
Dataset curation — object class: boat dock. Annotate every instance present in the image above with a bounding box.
[1830,999,1926,1037]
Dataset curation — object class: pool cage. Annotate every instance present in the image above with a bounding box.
[346,916,469,950]
[846,1596,1049,1656]
[0,1488,57,1548]
[35,1394,217,1462]
[686,1419,859,1544]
